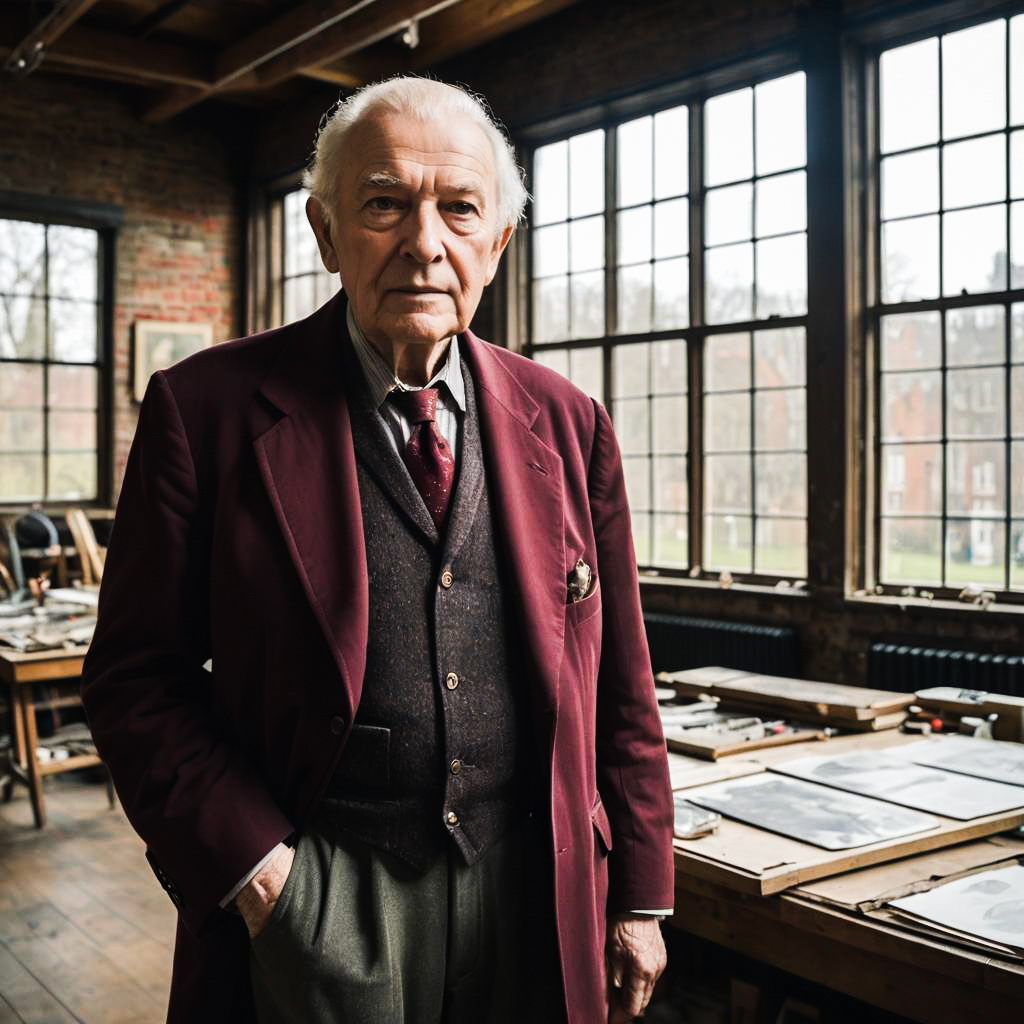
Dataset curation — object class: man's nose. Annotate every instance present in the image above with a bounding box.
[400,204,445,264]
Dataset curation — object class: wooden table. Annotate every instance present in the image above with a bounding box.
[0,644,111,827]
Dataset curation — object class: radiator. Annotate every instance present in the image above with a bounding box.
[869,643,1024,698]
[643,612,801,678]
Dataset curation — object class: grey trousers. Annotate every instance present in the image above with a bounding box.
[249,803,559,1023]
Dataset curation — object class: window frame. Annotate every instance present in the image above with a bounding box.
[857,1,1024,604]
[0,191,119,510]
[517,51,810,585]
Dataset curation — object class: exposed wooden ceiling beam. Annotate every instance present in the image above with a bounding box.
[4,0,101,74]
[0,16,211,87]
[144,0,464,124]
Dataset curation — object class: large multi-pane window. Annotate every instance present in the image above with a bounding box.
[874,14,1024,595]
[0,218,103,503]
[527,72,808,579]
[274,188,339,325]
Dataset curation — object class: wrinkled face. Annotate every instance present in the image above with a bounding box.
[308,110,513,350]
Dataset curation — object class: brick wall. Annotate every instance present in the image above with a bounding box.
[0,73,244,500]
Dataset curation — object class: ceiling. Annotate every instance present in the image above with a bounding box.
[1,0,582,121]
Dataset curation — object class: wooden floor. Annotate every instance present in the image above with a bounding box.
[0,773,175,1023]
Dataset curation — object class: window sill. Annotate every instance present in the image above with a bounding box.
[843,591,1024,620]
[637,573,811,599]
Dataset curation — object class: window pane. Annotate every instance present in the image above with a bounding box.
[705,513,752,572]
[533,223,569,277]
[946,519,1005,587]
[48,410,96,451]
[654,454,688,509]
[942,20,1006,141]
[1013,366,1024,437]
[0,220,45,296]
[755,518,806,577]
[654,105,688,199]
[947,367,1005,438]
[0,453,43,501]
[0,295,45,359]
[653,198,688,259]
[618,206,652,265]
[49,299,97,362]
[880,312,941,371]
[652,257,688,330]
[944,135,1006,210]
[755,453,806,515]
[653,513,689,568]
[754,389,805,451]
[756,171,806,237]
[652,394,687,452]
[881,443,942,515]
[48,226,98,302]
[706,332,750,391]
[706,88,753,186]
[706,243,753,324]
[1013,303,1024,362]
[532,348,568,378]
[0,409,42,451]
[613,342,649,398]
[570,216,604,273]
[570,272,604,340]
[947,305,1004,367]
[283,275,315,323]
[706,183,752,246]
[1013,131,1024,199]
[650,339,687,394]
[284,190,318,277]
[882,216,939,301]
[612,397,649,454]
[881,371,942,441]
[880,38,939,153]
[882,149,940,220]
[756,234,806,317]
[947,440,1005,516]
[617,263,652,334]
[618,117,653,207]
[1013,202,1024,290]
[48,451,97,501]
[1014,15,1024,126]
[569,130,605,218]
[0,363,43,406]
[633,513,651,565]
[533,276,569,343]
[705,393,750,452]
[1012,521,1024,590]
[623,456,650,512]
[880,518,942,585]
[755,327,805,388]
[706,454,751,512]
[755,73,806,176]
[569,346,603,399]
[314,269,339,307]
[1014,442,1024,513]
[533,141,568,225]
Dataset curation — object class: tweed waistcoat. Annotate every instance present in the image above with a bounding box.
[325,335,528,871]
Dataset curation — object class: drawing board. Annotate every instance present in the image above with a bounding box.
[897,735,1024,788]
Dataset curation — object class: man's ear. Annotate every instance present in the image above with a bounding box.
[306,196,340,274]
[484,223,516,285]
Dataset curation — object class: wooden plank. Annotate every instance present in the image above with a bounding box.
[666,725,825,760]
[668,751,764,789]
[0,942,76,1023]
[3,0,100,73]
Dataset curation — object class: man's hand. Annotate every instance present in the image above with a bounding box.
[234,843,295,938]
[605,913,667,1021]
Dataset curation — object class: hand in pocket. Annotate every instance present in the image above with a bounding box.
[235,843,297,938]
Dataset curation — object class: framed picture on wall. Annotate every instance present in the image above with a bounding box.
[133,320,214,401]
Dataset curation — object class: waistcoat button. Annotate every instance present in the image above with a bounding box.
[446,810,460,826]
[329,716,346,735]
[440,568,454,588]
[445,672,459,690]
[450,758,462,775]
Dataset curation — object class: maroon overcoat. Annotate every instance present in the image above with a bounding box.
[81,293,674,1022]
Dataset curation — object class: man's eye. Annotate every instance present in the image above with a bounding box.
[368,197,398,211]
[449,201,477,215]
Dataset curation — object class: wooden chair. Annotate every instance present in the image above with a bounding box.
[65,508,105,586]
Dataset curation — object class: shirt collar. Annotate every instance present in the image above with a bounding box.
[346,302,466,413]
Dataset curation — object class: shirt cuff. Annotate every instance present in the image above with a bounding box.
[219,842,288,909]
[628,909,672,917]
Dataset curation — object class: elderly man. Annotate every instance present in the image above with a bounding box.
[81,77,674,1023]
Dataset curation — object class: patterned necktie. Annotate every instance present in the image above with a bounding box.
[388,388,455,528]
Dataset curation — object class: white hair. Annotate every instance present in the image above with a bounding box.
[303,76,528,235]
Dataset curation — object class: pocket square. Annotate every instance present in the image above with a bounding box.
[567,557,592,602]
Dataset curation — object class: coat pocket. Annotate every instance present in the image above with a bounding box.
[590,792,613,855]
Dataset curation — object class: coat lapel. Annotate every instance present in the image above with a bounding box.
[252,295,368,721]
[460,330,566,722]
